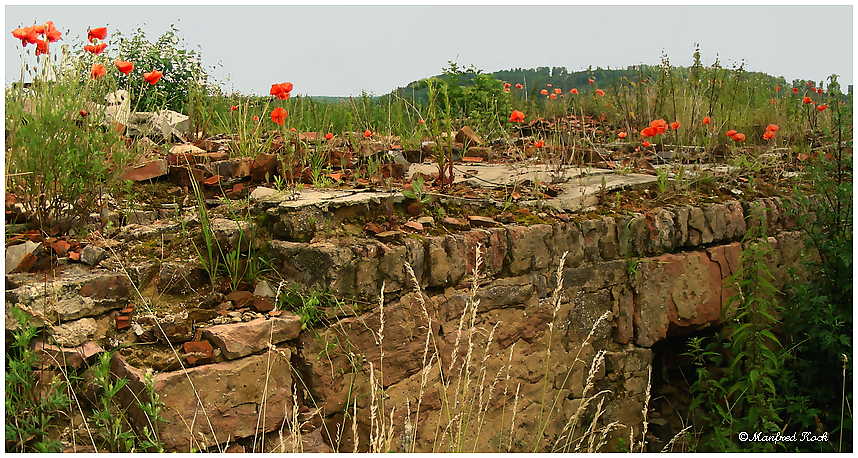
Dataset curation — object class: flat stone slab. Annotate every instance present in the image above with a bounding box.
[6,265,133,329]
[202,315,302,359]
[251,162,659,215]
[534,173,657,212]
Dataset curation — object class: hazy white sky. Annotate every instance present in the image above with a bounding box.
[5,4,855,96]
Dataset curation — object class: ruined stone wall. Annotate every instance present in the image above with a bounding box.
[5,196,808,452]
[266,197,806,452]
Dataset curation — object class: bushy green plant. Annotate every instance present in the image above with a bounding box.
[110,25,206,113]
[778,122,852,451]
[685,213,784,452]
[5,307,71,452]
[5,54,130,233]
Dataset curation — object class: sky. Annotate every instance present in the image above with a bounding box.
[4,4,855,97]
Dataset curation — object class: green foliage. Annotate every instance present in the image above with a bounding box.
[685,213,784,452]
[276,285,343,330]
[402,175,433,204]
[5,60,130,232]
[89,351,165,452]
[110,25,207,112]
[5,307,71,452]
[778,133,853,451]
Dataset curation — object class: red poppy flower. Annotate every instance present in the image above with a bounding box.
[534,140,544,148]
[588,77,595,84]
[515,83,523,89]
[807,81,814,86]
[817,104,827,111]
[766,124,779,132]
[702,116,710,125]
[270,83,293,100]
[418,119,425,124]
[88,27,107,43]
[549,94,556,100]
[546,84,552,87]
[792,87,799,94]
[570,88,578,94]
[770,99,777,104]
[641,127,656,138]
[84,43,107,55]
[114,60,134,75]
[252,116,259,122]
[554,88,562,94]
[90,64,106,80]
[726,129,737,137]
[817,88,823,95]
[763,131,775,140]
[670,122,680,130]
[595,89,604,97]
[618,132,627,139]
[11,27,38,46]
[270,107,288,125]
[732,133,745,142]
[230,105,237,111]
[650,119,667,135]
[79,110,87,117]
[504,83,511,88]
[43,21,61,43]
[504,88,510,93]
[143,70,163,85]
[35,39,49,55]
[775,86,781,92]
[363,129,372,138]
[325,133,333,140]
[509,110,525,123]
[803,97,812,104]
[642,141,651,147]
[540,89,548,95]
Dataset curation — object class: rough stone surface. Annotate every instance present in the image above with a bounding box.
[33,339,103,369]
[6,268,132,327]
[211,218,254,253]
[202,315,302,359]
[80,245,108,266]
[118,159,169,182]
[269,240,356,296]
[634,251,723,347]
[112,349,293,452]
[52,318,98,347]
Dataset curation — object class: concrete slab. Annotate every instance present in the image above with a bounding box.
[251,161,662,215]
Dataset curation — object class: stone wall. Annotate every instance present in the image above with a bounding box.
[5,196,809,452]
[262,197,806,452]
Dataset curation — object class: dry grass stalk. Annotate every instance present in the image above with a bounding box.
[639,364,652,452]
[661,425,692,452]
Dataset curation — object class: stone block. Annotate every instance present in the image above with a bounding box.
[202,315,302,359]
[111,349,293,451]
[634,251,723,347]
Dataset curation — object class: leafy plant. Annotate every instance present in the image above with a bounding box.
[778,124,853,451]
[276,285,342,330]
[110,25,207,113]
[684,211,785,452]
[5,55,131,233]
[5,307,71,452]
[402,176,433,205]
